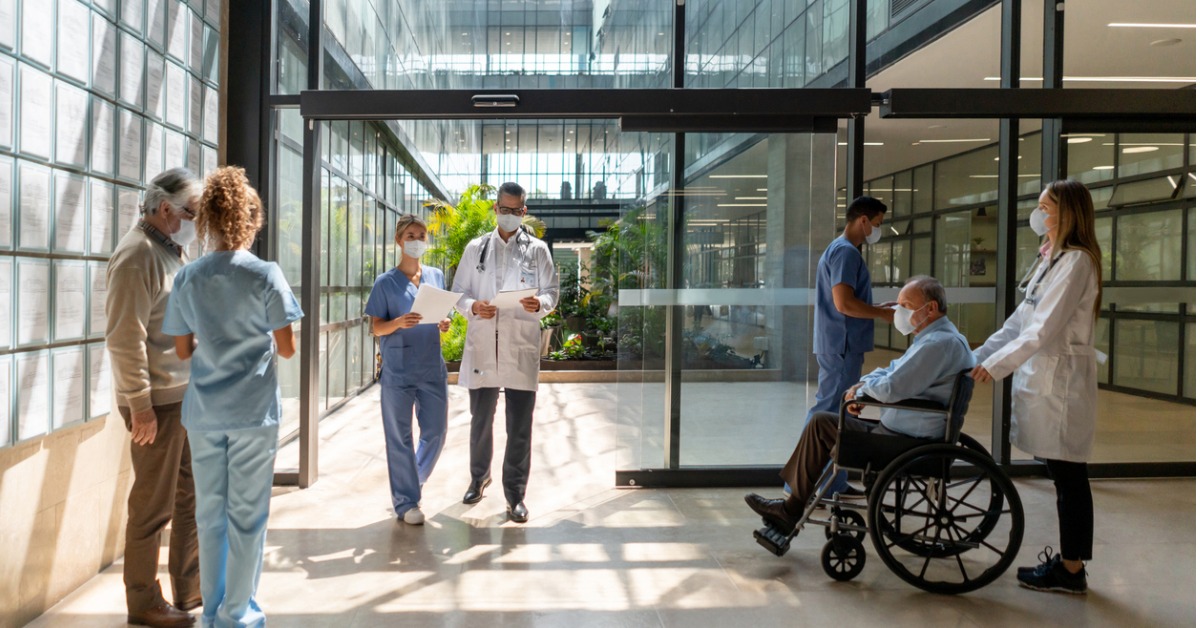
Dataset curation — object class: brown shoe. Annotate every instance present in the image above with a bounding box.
[174,597,203,612]
[127,600,196,627]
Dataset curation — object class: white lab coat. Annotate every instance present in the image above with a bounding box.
[974,249,1099,462]
[453,229,560,391]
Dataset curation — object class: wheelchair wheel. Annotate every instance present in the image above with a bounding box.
[821,536,867,582]
[824,508,867,542]
[867,444,1023,595]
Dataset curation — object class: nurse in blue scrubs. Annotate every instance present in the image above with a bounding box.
[163,167,303,628]
[364,214,451,526]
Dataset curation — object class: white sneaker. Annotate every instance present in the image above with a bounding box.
[402,506,425,525]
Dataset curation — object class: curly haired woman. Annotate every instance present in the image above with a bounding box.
[163,166,303,627]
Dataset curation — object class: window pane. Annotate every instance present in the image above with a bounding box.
[1117,133,1187,178]
[1113,319,1179,395]
[1065,133,1114,184]
[1115,210,1181,281]
[1095,316,1110,385]
[934,146,999,209]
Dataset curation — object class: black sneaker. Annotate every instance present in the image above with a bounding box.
[1018,545,1056,577]
[1017,549,1088,594]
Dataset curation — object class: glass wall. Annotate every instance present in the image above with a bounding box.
[0,0,221,450]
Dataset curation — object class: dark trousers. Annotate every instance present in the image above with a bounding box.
[119,402,201,612]
[779,411,895,514]
[468,387,537,506]
[1044,458,1093,562]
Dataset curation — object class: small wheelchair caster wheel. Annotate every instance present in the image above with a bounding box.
[824,508,867,542]
[821,536,866,582]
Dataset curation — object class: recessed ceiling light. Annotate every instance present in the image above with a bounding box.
[993,156,1023,160]
[921,138,991,143]
[1123,146,1160,153]
[836,142,884,146]
[717,203,767,207]
[1108,23,1197,28]
[1093,165,1115,170]
[1067,137,1093,144]
[1151,38,1183,47]
[709,174,768,179]
[734,196,768,200]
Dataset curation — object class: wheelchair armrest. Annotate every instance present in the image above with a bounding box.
[843,396,947,414]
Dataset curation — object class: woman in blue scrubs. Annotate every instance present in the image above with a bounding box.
[364,214,451,525]
[163,167,303,628]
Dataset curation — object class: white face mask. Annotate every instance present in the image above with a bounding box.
[497,213,523,233]
[1029,208,1051,237]
[864,220,882,245]
[892,303,929,336]
[173,218,197,247]
[402,239,428,259]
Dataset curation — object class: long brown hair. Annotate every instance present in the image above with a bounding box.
[1044,179,1103,318]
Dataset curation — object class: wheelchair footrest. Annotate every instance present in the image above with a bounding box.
[753,525,792,557]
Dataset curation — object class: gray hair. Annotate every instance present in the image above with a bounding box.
[497,181,526,202]
[142,168,201,215]
[906,275,947,313]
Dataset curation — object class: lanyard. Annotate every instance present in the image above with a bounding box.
[1019,252,1065,305]
[476,229,525,273]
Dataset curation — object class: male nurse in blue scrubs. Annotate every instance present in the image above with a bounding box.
[808,195,895,496]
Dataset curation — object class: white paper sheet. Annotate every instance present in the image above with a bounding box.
[92,14,118,96]
[18,258,49,345]
[0,357,10,447]
[18,351,49,440]
[90,181,114,254]
[120,33,144,107]
[489,287,538,311]
[55,261,87,340]
[18,164,50,250]
[117,186,141,236]
[0,157,11,248]
[21,0,53,67]
[19,66,52,159]
[89,343,112,418]
[89,261,108,336]
[52,347,86,428]
[92,100,115,175]
[165,62,185,128]
[0,56,12,148]
[118,110,143,181]
[57,0,91,82]
[55,83,90,167]
[0,258,11,348]
[407,284,464,324]
[54,174,87,253]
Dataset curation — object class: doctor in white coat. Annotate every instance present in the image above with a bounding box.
[972,179,1103,595]
[453,181,560,523]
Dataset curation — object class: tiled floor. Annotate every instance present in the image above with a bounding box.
[31,383,1197,627]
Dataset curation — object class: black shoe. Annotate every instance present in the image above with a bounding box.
[1017,547,1088,594]
[462,476,491,504]
[507,502,529,523]
[744,493,799,532]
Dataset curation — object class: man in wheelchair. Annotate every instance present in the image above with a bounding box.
[745,275,976,534]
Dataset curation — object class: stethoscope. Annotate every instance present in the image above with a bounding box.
[1016,251,1065,305]
[475,228,528,273]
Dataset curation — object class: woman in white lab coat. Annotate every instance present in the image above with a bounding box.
[972,179,1103,594]
[452,182,559,523]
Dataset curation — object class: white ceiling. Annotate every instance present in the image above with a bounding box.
[846,0,1197,182]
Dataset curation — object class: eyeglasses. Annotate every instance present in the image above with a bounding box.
[496,205,525,216]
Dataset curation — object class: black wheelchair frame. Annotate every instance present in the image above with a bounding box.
[753,371,1025,594]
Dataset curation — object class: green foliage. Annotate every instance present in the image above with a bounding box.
[440,313,468,362]
[549,333,586,360]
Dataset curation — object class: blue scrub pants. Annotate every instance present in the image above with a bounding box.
[381,377,448,515]
[189,424,278,628]
[803,352,865,495]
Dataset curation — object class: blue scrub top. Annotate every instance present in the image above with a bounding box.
[814,235,874,355]
[364,265,447,385]
[162,251,304,432]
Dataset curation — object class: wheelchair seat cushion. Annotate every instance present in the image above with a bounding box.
[835,430,937,472]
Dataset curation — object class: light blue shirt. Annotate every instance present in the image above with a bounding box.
[814,236,874,355]
[162,251,304,432]
[858,316,976,439]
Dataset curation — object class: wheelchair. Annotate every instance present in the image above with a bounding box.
[753,371,1024,594]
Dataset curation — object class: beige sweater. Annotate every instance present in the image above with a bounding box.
[105,226,190,412]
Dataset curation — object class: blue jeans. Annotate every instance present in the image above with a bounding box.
[189,425,278,628]
[799,352,866,495]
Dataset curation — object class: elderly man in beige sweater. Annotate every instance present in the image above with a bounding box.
[106,168,202,628]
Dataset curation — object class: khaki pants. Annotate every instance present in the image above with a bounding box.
[120,402,200,612]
